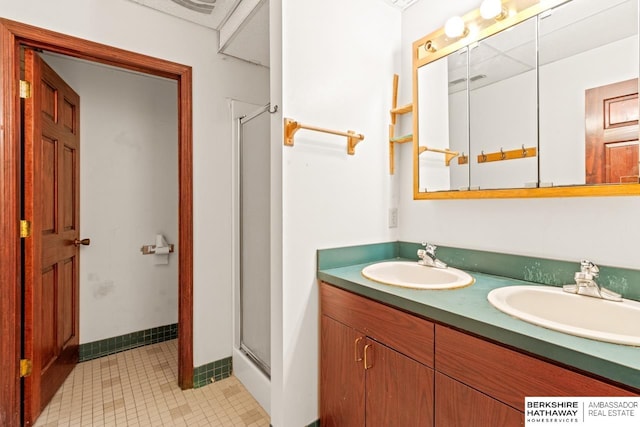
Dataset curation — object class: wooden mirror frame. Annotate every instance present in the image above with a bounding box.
[412,0,640,199]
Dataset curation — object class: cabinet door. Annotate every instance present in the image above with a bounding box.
[321,315,365,427]
[365,340,434,427]
[436,372,523,427]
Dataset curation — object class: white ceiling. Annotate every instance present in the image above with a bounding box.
[381,0,419,9]
[129,0,242,29]
[128,0,415,67]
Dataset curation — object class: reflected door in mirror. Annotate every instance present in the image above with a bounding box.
[585,78,639,184]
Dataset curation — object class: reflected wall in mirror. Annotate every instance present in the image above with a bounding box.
[469,16,537,190]
[413,0,640,199]
[539,0,639,187]
[417,46,469,192]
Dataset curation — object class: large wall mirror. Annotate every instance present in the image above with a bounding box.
[413,0,640,199]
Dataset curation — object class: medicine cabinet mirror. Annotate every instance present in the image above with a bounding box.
[413,0,640,199]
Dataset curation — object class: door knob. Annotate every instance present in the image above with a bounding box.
[73,238,91,247]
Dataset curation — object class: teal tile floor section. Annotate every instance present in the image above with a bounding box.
[79,323,178,362]
[193,356,233,388]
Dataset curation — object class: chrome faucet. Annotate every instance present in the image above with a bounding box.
[417,242,447,269]
[562,260,622,302]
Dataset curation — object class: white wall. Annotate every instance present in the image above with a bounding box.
[276,0,400,424]
[1,0,269,366]
[470,70,538,189]
[41,54,179,344]
[418,57,451,191]
[400,0,640,269]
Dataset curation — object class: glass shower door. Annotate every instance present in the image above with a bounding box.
[239,105,271,376]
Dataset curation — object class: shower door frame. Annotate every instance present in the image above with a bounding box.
[238,104,272,377]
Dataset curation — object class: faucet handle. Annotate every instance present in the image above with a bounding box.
[422,242,437,253]
[580,259,599,277]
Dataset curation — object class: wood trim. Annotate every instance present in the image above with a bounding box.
[0,22,22,427]
[178,66,194,389]
[0,19,194,426]
[413,182,640,199]
[0,19,186,78]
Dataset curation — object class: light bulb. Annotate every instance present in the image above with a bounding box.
[480,0,504,20]
[445,16,466,38]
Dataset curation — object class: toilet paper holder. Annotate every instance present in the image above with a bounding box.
[140,243,175,255]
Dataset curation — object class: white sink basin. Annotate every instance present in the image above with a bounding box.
[361,261,474,290]
[488,285,640,346]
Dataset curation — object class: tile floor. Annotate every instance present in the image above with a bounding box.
[34,339,270,427]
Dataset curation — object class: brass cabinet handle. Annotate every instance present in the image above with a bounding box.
[354,337,364,362]
[363,343,373,370]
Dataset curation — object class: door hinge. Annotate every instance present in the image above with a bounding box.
[20,359,32,378]
[19,80,32,99]
[20,220,32,238]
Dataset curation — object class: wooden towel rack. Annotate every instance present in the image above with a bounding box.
[418,146,459,166]
[284,118,364,155]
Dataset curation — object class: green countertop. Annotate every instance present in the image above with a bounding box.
[318,253,640,392]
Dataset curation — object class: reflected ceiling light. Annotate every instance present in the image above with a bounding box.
[444,16,468,38]
[480,0,508,20]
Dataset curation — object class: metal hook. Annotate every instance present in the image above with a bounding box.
[268,104,278,114]
[500,147,506,160]
[481,151,487,162]
[522,144,527,157]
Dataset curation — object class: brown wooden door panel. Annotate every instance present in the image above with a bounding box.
[320,315,366,427]
[24,48,80,425]
[40,267,57,371]
[41,136,57,234]
[59,258,76,347]
[365,340,434,427]
[606,143,638,183]
[62,145,77,230]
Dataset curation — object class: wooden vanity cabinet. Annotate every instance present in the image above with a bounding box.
[320,282,435,427]
[320,282,639,426]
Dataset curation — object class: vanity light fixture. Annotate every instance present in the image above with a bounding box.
[480,0,508,20]
[444,16,469,38]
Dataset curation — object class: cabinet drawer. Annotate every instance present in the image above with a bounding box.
[435,325,638,412]
[320,282,434,367]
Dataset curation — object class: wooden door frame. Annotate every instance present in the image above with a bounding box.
[0,18,193,427]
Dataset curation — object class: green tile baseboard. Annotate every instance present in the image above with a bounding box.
[193,357,233,388]
[79,323,178,362]
[306,420,320,427]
